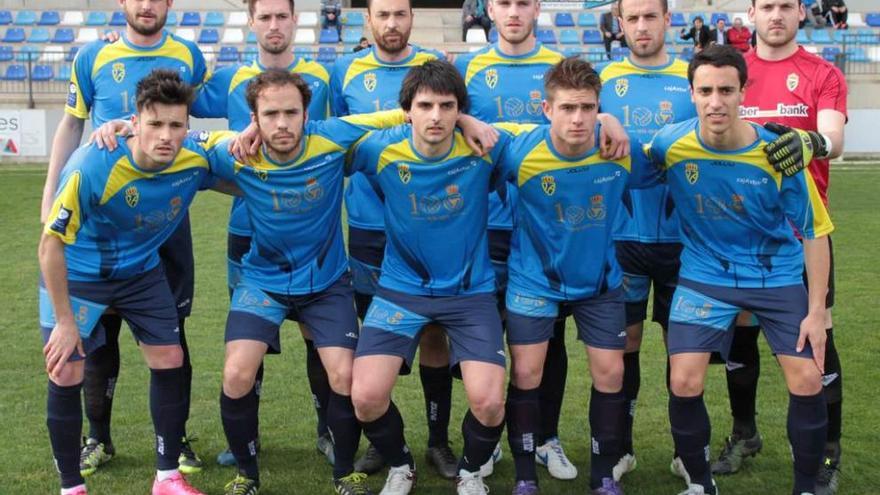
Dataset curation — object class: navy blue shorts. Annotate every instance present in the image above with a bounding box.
[668,278,812,360]
[226,232,251,294]
[225,272,359,353]
[348,226,385,319]
[615,241,682,328]
[488,229,511,298]
[356,287,505,375]
[158,213,194,318]
[505,285,626,349]
[39,266,181,362]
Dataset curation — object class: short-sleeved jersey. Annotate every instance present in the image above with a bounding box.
[201,111,405,295]
[742,47,848,205]
[330,45,443,231]
[44,139,214,282]
[497,125,636,301]
[348,126,504,296]
[645,118,834,288]
[191,57,332,237]
[66,31,208,127]
[597,56,696,243]
[455,42,564,231]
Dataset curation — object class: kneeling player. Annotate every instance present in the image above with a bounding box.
[646,46,832,495]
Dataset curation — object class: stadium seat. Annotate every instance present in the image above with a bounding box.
[198,45,214,62]
[3,28,25,43]
[562,46,581,57]
[31,64,53,80]
[577,12,597,27]
[218,46,239,62]
[318,46,337,63]
[670,12,686,27]
[175,28,196,41]
[0,11,10,25]
[846,12,865,28]
[679,47,694,61]
[342,12,364,26]
[586,46,605,62]
[75,28,98,44]
[537,29,556,44]
[52,28,74,43]
[60,11,83,26]
[28,28,50,43]
[319,28,339,43]
[796,29,809,43]
[559,29,579,44]
[342,29,362,44]
[227,11,248,27]
[846,47,868,62]
[3,64,26,80]
[0,46,11,61]
[55,64,71,80]
[198,29,219,44]
[16,45,38,61]
[109,12,126,26]
[611,46,629,60]
[294,46,312,56]
[180,12,201,26]
[38,11,60,26]
[243,46,258,62]
[65,46,78,62]
[488,28,498,43]
[85,12,108,26]
[710,13,729,26]
[857,28,879,44]
[40,45,65,62]
[821,46,841,62]
[537,12,552,27]
[810,29,833,44]
[165,11,178,26]
[803,44,818,54]
[582,29,602,44]
[555,13,574,27]
[866,13,880,27]
[221,28,244,44]
[205,12,225,27]
[466,28,487,44]
[868,46,880,62]
[14,10,37,26]
[298,12,318,27]
[665,29,673,44]
[295,29,316,44]
[247,31,257,44]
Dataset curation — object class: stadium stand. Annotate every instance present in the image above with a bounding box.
[181,12,201,26]
[176,28,196,41]
[222,28,244,44]
[84,11,107,26]
[227,11,248,27]
[51,28,74,44]
[38,11,60,26]
[28,28,50,43]
[582,29,602,44]
[218,45,239,62]
[0,10,10,25]
[166,11,178,26]
[577,12,597,27]
[205,11,225,27]
[31,64,52,80]
[109,11,126,26]
[465,28,487,44]
[555,12,574,27]
[0,45,11,61]
[59,11,82,26]
[198,28,220,44]
[3,64,25,80]
[3,27,24,43]
[14,10,35,26]
[298,11,318,27]
[319,28,339,44]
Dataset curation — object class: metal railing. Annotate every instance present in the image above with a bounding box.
[840,32,880,75]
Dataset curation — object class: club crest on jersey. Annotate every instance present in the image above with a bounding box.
[685,162,699,185]
[305,177,324,201]
[112,62,126,83]
[588,194,606,220]
[364,73,377,93]
[443,184,463,211]
[541,175,556,196]
[656,101,675,125]
[527,90,543,116]
[786,73,799,92]
[397,163,411,184]
[485,69,499,89]
[125,185,139,207]
[615,78,629,98]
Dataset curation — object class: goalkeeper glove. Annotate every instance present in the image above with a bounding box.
[763,122,830,177]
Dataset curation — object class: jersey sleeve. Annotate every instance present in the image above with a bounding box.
[643,128,671,170]
[780,169,834,240]
[817,64,848,118]
[329,60,350,117]
[65,45,97,119]
[316,109,406,148]
[188,42,210,89]
[626,146,663,189]
[44,167,91,244]
[346,130,381,178]
[193,131,238,181]
[190,66,234,118]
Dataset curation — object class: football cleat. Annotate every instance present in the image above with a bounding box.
[511,480,539,495]
[317,432,336,466]
[178,437,203,475]
[592,477,624,495]
[425,445,458,479]
[478,442,502,478]
[80,437,114,477]
[535,437,577,480]
[355,444,386,475]
[613,453,637,481]
[334,472,373,495]
[815,449,841,495]
[670,456,691,484]
[224,474,259,495]
[710,433,763,475]
[379,464,415,495]
[456,469,488,495]
[152,472,205,495]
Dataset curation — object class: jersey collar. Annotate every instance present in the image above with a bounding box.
[407,128,458,163]
[491,41,544,60]
[253,57,301,73]
[543,126,600,162]
[624,54,675,71]
[694,121,763,155]
[371,45,419,66]
[121,29,169,51]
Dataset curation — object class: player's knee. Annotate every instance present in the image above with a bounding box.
[223,360,258,398]
[49,361,85,386]
[669,368,703,397]
[325,362,353,395]
[510,358,543,389]
[785,362,823,396]
[590,356,624,392]
[469,390,505,426]
[143,344,183,369]
[351,385,391,422]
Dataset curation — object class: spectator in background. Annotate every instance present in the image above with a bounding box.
[353,36,370,52]
[727,17,752,53]
[321,0,342,39]
[801,0,822,28]
[599,4,626,59]
[709,18,727,46]
[462,0,492,41]
[827,0,848,29]
[681,16,711,51]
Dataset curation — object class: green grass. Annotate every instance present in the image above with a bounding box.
[2,163,879,494]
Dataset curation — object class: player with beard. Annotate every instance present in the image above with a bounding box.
[39,0,208,477]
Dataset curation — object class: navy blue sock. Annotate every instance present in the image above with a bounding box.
[84,313,121,445]
[178,318,192,430]
[788,392,827,494]
[361,401,413,468]
[538,318,567,444]
[328,391,360,479]
[506,384,539,482]
[419,364,452,448]
[669,393,715,494]
[220,388,260,481]
[459,410,504,473]
[822,328,842,444]
[305,339,330,437]
[150,367,186,470]
[47,381,84,489]
[622,352,641,454]
[589,387,626,489]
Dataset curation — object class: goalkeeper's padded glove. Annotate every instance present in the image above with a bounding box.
[763,122,830,177]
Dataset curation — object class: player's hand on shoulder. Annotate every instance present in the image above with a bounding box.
[459,114,499,156]
[597,113,630,160]
[230,122,262,164]
[102,30,121,43]
[89,119,133,151]
[43,319,84,378]
[763,122,828,177]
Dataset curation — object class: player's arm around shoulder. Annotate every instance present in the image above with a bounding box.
[190,64,236,119]
[189,130,243,194]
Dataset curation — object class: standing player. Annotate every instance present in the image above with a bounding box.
[596,0,697,480]
[40,70,234,495]
[713,3,847,493]
[649,45,833,495]
[39,0,208,476]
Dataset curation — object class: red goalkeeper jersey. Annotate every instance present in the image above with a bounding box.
[741,46,848,206]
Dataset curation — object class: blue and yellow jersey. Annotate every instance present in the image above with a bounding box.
[330,45,442,231]
[44,139,214,282]
[454,42,564,231]
[597,57,695,243]
[496,124,639,301]
[645,118,834,288]
[347,125,506,296]
[191,57,332,238]
[66,30,208,127]
[200,110,406,295]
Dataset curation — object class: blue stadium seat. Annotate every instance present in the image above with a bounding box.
[865,13,880,27]
[85,12,108,26]
[665,29,673,44]
[342,12,364,26]
[16,45,38,61]
[14,10,37,26]
[0,46,11,61]
[3,28,25,43]
[488,28,498,43]
[796,29,810,44]
[319,28,339,43]
[65,46,78,62]
[218,46,239,62]
[3,64,26,80]
[582,29,602,44]
[247,31,257,44]
[586,46,605,62]
[38,11,60,26]
[166,11,178,26]
[679,47,694,61]
[317,46,336,63]
[846,47,868,62]
[55,64,71,81]
[0,11,10,25]
[294,46,312,56]
[180,12,201,26]
[555,13,574,27]
[537,29,556,44]
[29,28,50,43]
[710,13,730,26]
[810,29,833,44]
[109,12,127,26]
[577,12,597,27]
[31,64,52,80]
[562,46,581,57]
[559,29,579,44]
[52,28,74,44]
[856,28,878,44]
[611,46,630,61]
[342,29,362,44]
[205,12,225,26]
[198,29,219,44]
[670,12,686,27]
[821,46,841,62]
[244,46,258,62]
